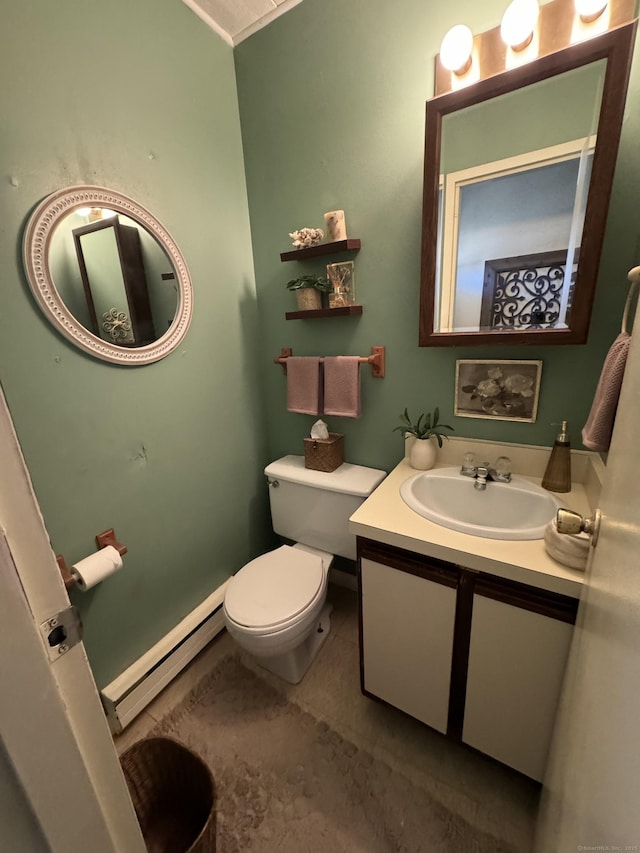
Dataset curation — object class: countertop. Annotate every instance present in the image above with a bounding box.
[349,458,591,597]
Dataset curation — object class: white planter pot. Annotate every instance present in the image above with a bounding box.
[409,437,438,470]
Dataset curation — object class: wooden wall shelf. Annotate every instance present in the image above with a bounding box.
[285,305,363,320]
[280,239,361,262]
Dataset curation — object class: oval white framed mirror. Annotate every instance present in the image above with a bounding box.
[23,185,193,365]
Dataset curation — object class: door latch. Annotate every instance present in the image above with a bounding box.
[40,606,83,661]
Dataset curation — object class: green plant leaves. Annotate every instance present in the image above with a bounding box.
[286,275,331,292]
[392,407,454,442]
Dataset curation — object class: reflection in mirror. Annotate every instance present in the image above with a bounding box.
[49,210,178,347]
[23,186,192,365]
[437,61,603,333]
[420,23,636,346]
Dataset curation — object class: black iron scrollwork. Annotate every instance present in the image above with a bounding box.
[481,251,577,331]
[493,265,566,328]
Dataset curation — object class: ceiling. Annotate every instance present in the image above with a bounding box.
[181,0,303,45]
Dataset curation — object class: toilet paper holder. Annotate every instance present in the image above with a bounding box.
[56,528,127,591]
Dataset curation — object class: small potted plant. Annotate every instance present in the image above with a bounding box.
[286,274,332,311]
[393,407,454,470]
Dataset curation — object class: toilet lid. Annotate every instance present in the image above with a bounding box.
[225,545,324,630]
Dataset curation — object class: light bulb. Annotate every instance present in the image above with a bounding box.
[575,0,608,22]
[501,0,539,50]
[440,24,474,75]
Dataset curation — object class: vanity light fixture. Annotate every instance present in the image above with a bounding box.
[439,24,474,75]
[75,207,116,222]
[76,207,104,222]
[501,0,540,50]
[574,0,608,21]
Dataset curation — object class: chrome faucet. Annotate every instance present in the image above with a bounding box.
[474,465,490,491]
[460,455,512,490]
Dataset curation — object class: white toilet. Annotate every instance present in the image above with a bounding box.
[223,455,386,684]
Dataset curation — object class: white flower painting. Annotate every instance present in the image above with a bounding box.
[454,360,542,422]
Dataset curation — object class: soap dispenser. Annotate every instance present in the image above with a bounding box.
[542,421,572,493]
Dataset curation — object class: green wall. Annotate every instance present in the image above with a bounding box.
[0,0,273,687]
[2,0,639,690]
[235,0,640,472]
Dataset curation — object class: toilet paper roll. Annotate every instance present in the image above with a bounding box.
[71,545,124,591]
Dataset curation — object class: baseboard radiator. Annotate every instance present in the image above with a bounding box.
[101,580,230,734]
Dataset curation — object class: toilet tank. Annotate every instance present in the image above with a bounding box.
[264,455,387,560]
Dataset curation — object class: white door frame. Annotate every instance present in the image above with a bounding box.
[0,385,145,853]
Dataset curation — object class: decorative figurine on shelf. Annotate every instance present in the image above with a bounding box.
[288,227,324,249]
[286,274,332,311]
[327,261,356,308]
[323,210,347,241]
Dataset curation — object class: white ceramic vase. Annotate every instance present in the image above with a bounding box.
[409,437,438,470]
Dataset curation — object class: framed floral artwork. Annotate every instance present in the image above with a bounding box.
[454,359,542,422]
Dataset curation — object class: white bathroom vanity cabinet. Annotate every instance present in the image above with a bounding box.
[358,538,576,781]
[349,450,598,782]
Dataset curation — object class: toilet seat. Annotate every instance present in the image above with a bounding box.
[224,545,325,634]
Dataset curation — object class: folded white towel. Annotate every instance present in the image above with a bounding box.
[543,519,589,571]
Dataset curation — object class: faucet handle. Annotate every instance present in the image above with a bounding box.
[461,452,476,476]
[493,456,512,482]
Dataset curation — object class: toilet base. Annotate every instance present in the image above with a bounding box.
[256,602,333,684]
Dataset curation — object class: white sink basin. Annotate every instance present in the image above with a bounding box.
[400,467,562,540]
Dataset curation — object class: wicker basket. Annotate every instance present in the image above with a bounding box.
[303,432,344,472]
[120,736,215,853]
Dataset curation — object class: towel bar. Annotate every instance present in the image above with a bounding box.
[274,346,385,378]
[622,266,640,334]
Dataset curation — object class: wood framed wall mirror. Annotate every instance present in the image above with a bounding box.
[419,7,637,347]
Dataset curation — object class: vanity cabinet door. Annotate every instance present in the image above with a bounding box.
[360,555,457,734]
[357,537,578,779]
[462,581,576,781]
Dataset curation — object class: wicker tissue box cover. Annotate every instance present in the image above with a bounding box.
[303,433,344,472]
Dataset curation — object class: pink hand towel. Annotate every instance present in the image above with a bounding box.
[582,332,630,452]
[286,356,323,415]
[323,356,361,418]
